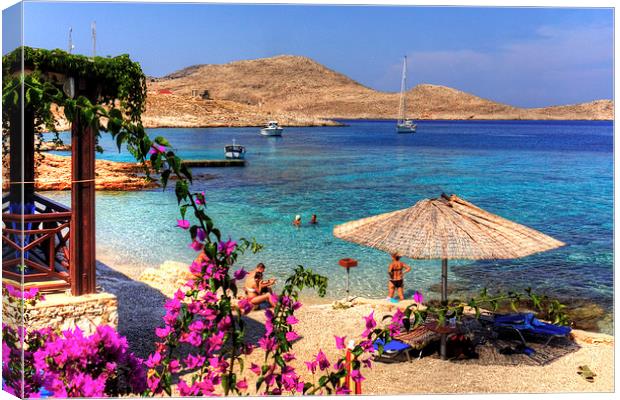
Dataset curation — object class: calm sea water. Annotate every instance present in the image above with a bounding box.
[45,120,613,330]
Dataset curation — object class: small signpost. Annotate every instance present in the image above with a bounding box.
[338,258,358,300]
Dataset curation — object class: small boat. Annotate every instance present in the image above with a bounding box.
[396,56,416,133]
[224,139,246,159]
[260,121,284,136]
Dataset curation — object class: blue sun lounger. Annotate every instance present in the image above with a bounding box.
[493,313,571,346]
[373,338,413,363]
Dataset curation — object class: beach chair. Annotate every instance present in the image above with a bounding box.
[373,323,442,363]
[373,337,413,363]
[493,313,571,347]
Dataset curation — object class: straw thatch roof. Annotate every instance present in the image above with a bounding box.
[333,194,565,260]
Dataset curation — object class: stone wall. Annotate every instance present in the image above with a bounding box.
[2,291,118,335]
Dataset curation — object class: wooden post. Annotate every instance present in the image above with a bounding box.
[9,105,35,205]
[70,115,96,295]
[344,347,351,390]
[440,258,448,360]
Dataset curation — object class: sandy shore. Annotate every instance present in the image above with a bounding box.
[91,259,616,395]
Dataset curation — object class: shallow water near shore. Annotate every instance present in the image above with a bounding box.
[45,120,613,333]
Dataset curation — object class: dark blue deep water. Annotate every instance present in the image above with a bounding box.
[46,120,613,331]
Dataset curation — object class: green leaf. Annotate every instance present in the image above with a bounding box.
[154,136,171,146]
[175,180,189,204]
[161,169,171,189]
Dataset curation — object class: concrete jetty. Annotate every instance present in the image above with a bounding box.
[181,159,245,167]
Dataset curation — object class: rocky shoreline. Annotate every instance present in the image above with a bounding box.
[2,153,157,191]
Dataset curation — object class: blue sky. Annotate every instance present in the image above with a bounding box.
[3,1,614,107]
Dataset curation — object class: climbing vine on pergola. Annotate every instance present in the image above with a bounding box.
[1,47,191,295]
[2,46,154,165]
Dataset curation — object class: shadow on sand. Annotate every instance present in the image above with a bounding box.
[95,260,267,359]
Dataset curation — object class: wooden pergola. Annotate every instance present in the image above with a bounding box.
[3,68,98,295]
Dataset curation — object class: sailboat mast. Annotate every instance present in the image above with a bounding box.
[398,56,407,124]
[91,21,97,57]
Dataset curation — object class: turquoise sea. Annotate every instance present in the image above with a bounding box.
[45,120,613,331]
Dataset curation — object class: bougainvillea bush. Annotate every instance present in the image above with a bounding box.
[2,286,146,398]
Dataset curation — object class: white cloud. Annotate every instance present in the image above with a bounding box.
[395,23,613,107]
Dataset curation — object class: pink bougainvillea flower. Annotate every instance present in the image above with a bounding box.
[233,268,247,280]
[184,354,206,369]
[413,291,424,304]
[250,363,261,375]
[359,339,374,353]
[336,386,352,395]
[283,352,296,362]
[196,228,206,242]
[181,331,202,347]
[285,331,299,341]
[392,308,405,325]
[188,320,205,333]
[350,369,365,383]
[154,326,171,339]
[145,352,161,368]
[334,335,346,350]
[5,284,21,298]
[362,311,377,337]
[304,360,317,374]
[315,350,330,371]
[258,337,276,352]
[217,238,237,256]
[177,380,193,397]
[168,359,181,373]
[236,379,248,391]
[238,298,253,314]
[148,143,166,155]
[176,219,190,230]
[286,315,299,325]
[189,240,203,251]
[389,322,402,336]
[189,261,205,275]
[194,191,206,205]
[24,287,41,300]
[361,358,373,369]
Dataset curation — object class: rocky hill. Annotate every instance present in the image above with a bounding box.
[148,55,613,122]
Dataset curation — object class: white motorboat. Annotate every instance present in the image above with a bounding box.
[260,121,284,136]
[396,56,416,133]
[224,139,246,159]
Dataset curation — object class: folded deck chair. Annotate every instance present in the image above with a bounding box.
[493,313,571,346]
[373,338,413,363]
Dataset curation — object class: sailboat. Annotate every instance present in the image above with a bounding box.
[396,56,416,133]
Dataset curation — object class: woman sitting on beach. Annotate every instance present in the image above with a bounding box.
[387,253,412,301]
[244,263,277,309]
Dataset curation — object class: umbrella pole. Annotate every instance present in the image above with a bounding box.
[441,258,448,304]
[440,258,448,360]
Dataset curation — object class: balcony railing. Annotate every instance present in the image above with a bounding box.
[2,193,71,291]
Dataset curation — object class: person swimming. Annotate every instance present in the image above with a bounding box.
[387,253,412,301]
[293,215,302,227]
[309,214,318,225]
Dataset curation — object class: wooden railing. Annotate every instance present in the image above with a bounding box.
[2,193,71,291]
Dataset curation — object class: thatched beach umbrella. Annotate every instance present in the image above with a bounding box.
[333,193,565,358]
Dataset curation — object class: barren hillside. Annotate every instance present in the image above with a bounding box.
[149,55,613,121]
